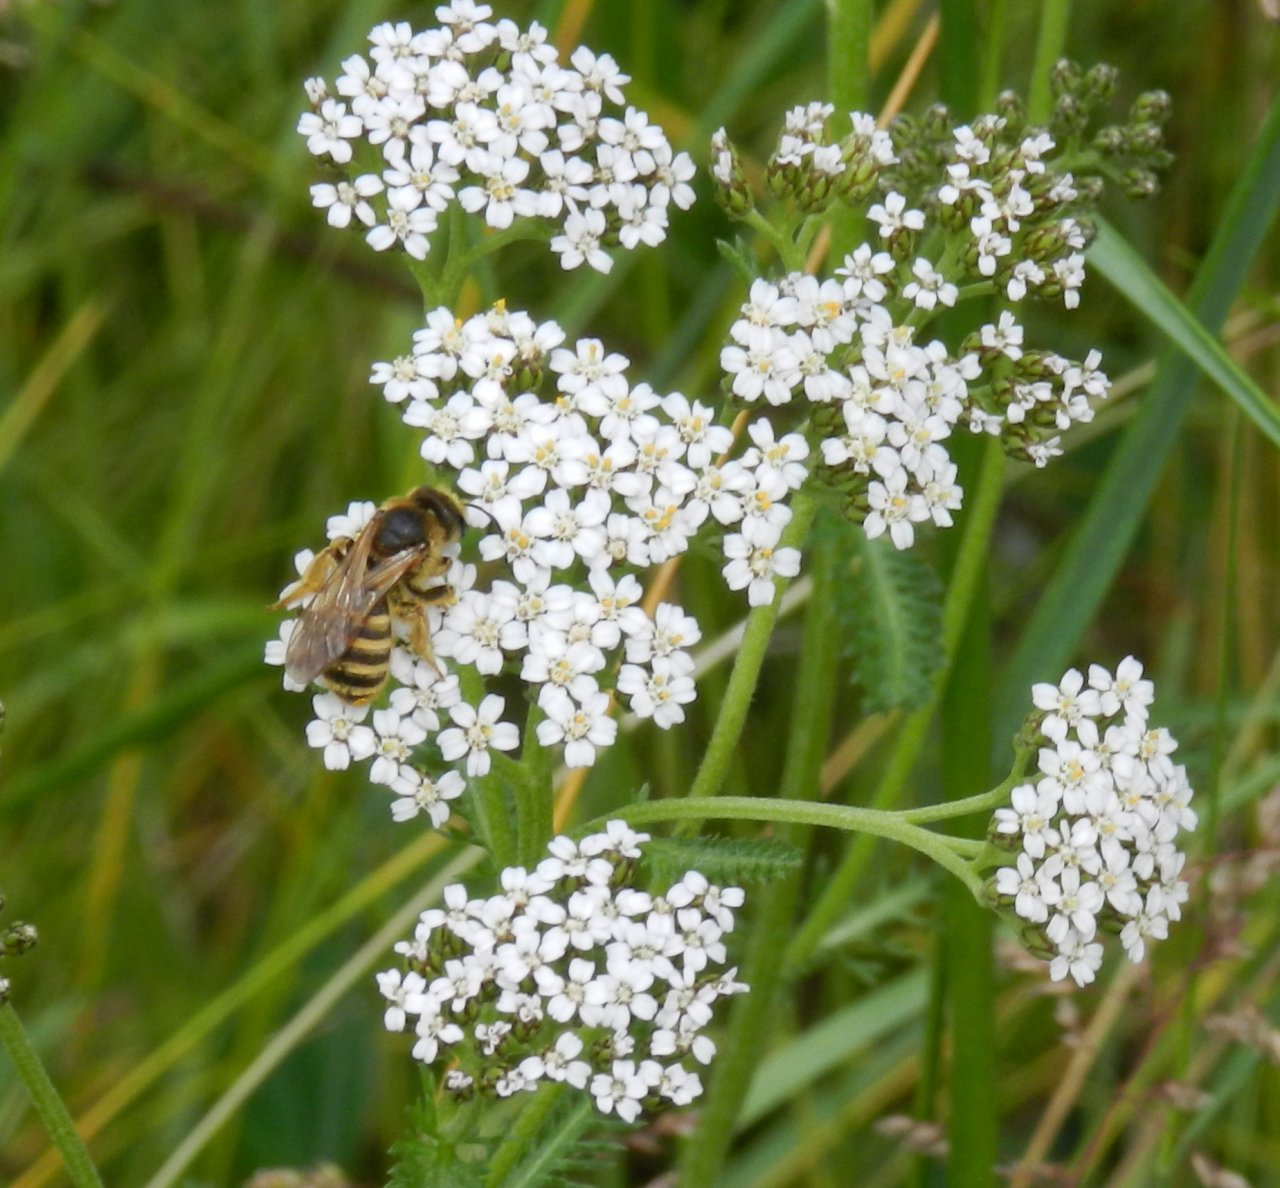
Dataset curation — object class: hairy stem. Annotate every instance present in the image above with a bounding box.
[602,797,984,897]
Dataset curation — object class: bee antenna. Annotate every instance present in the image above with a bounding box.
[465,502,499,529]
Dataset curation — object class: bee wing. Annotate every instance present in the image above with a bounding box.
[283,527,423,685]
[354,546,431,624]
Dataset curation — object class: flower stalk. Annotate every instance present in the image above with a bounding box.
[679,490,819,823]
[0,1002,104,1188]
[600,797,986,897]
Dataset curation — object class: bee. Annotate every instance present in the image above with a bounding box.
[275,486,468,704]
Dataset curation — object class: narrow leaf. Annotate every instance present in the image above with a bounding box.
[739,968,928,1126]
[1090,219,1280,450]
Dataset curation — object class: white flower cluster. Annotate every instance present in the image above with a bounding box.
[380,302,802,608]
[770,104,895,189]
[933,116,1089,308]
[711,105,896,217]
[297,1,694,270]
[267,300,809,819]
[722,274,969,551]
[377,822,747,1122]
[712,107,1113,548]
[991,658,1196,987]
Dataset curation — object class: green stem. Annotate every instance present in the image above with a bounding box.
[898,786,1010,824]
[449,221,552,301]
[679,491,820,823]
[405,205,460,309]
[741,208,802,270]
[473,772,516,869]
[679,515,842,1186]
[938,0,980,118]
[976,0,1009,111]
[826,0,874,261]
[898,745,1034,823]
[514,702,554,868]
[792,217,825,268]
[457,668,516,866]
[599,798,983,897]
[0,1002,105,1188]
[406,205,550,310]
[949,280,996,306]
[1026,0,1072,124]
[828,0,873,114]
[938,434,999,1187]
[786,437,1007,965]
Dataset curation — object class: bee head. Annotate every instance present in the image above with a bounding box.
[375,505,426,553]
[408,486,467,543]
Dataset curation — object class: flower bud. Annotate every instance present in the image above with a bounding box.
[1122,168,1160,199]
[1,921,37,957]
[1128,122,1165,153]
[1084,63,1119,104]
[995,90,1026,130]
[1052,94,1089,139]
[837,139,890,204]
[1014,351,1061,381]
[1093,125,1128,156]
[1050,58,1082,98]
[1074,175,1105,207]
[979,876,1005,909]
[710,128,754,218]
[1017,923,1057,962]
[922,103,953,140]
[302,76,328,107]
[1014,710,1048,750]
[1132,89,1173,126]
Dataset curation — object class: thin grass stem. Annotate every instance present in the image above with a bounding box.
[0,1003,104,1188]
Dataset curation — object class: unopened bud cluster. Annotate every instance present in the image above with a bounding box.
[1046,60,1173,199]
[0,891,37,1004]
[377,822,747,1122]
[988,658,1196,986]
[298,1,693,270]
[710,81,1170,549]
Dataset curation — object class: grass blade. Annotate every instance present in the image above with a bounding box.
[1089,219,1280,450]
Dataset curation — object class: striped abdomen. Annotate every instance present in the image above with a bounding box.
[322,604,392,704]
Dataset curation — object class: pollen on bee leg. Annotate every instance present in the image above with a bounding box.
[400,606,445,677]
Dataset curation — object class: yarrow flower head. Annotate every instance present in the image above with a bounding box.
[298,2,694,272]
[269,301,811,825]
[711,85,1171,553]
[377,823,748,1121]
[988,657,1196,987]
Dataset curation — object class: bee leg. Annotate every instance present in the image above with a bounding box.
[417,584,458,609]
[404,586,457,676]
[396,607,443,676]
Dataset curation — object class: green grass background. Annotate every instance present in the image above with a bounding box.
[1,0,1279,1184]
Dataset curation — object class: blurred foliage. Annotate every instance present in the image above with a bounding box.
[1,0,1278,1185]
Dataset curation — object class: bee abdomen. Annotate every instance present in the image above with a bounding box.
[323,609,392,704]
